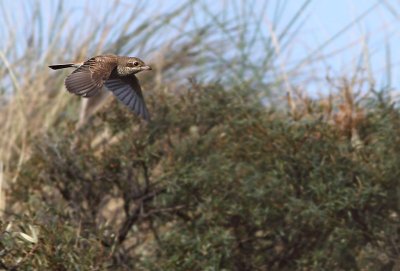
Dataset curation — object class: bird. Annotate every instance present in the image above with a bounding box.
[49,54,152,120]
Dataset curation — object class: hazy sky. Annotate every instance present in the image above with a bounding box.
[1,0,400,93]
[290,0,400,92]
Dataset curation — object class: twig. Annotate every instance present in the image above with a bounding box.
[141,161,150,194]
[117,188,166,245]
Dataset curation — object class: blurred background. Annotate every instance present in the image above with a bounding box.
[1,1,400,270]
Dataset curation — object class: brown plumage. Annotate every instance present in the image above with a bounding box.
[49,54,152,121]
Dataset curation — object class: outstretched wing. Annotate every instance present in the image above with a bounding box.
[104,75,150,121]
[65,56,117,97]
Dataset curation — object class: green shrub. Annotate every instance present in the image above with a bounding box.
[3,85,400,270]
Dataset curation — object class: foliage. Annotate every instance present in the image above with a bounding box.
[0,218,107,270]
[2,85,400,270]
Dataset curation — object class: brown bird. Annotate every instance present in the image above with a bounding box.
[49,54,152,120]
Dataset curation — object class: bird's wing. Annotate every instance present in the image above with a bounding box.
[65,56,117,97]
[104,75,150,121]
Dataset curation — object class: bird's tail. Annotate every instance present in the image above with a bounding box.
[48,63,81,70]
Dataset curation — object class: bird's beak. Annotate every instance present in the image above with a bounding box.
[141,65,152,71]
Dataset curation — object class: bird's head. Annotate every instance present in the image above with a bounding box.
[118,57,152,75]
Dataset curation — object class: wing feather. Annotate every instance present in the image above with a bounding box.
[64,56,117,98]
[104,76,150,120]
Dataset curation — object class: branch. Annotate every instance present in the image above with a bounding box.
[117,188,166,245]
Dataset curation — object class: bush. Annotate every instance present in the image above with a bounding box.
[2,84,400,270]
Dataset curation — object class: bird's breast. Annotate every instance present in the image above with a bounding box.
[116,66,133,76]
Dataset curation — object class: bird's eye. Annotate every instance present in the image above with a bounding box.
[133,62,139,66]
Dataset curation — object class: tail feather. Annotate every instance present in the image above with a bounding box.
[48,63,79,70]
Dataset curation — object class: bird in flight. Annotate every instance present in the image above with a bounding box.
[49,54,152,120]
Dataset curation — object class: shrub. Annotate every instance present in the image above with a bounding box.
[3,85,400,270]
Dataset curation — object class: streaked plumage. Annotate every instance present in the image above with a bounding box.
[49,54,152,120]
